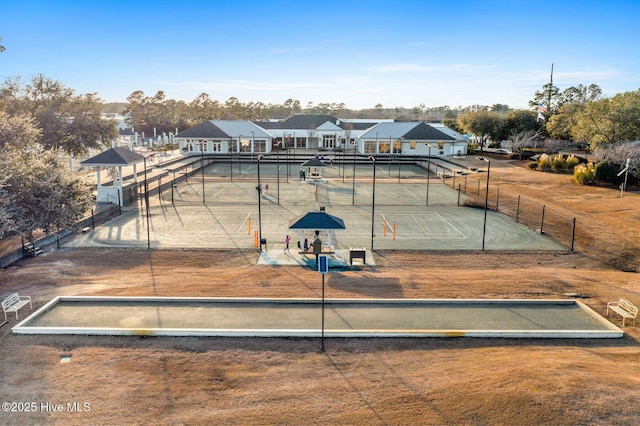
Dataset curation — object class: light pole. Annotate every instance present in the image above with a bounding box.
[369,156,376,251]
[251,131,255,161]
[143,156,150,249]
[426,144,434,206]
[397,138,404,183]
[477,157,491,251]
[257,155,263,250]
[351,140,357,205]
[388,135,392,175]
[229,137,233,182]
[277,142,280,204]
[201,143,205,205]
[238,135,242,175]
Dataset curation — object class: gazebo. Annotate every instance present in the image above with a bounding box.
[81,147,145,206]
[300,157,327,180]
[288,210,346,251]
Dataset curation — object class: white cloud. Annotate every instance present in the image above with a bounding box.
[368,63,494,73]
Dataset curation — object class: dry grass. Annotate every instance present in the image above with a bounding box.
[1,159,640,425]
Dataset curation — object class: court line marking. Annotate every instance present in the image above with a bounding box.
[433,211,467,239]
[163,209,199,236]
[237,213,251,233]
[403,186,422,201]
[213,184,228,198]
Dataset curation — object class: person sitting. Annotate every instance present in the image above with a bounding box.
[303,239,309,251]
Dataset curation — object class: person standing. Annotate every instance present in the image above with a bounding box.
[284,234,291,253]
[265,182,269,195]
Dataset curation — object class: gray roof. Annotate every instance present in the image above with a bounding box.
[403,122,455,140]
[175,120,272,139]
[360,122,420,139]
[301,158,327,167]
[272,114,339,130]
[81,147,145,167]
[289,211,346,230]
[176,121,230,138]
[210,120,271,138]
[360,122,456,141]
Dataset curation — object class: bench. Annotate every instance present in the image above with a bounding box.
[606,298,638,326]
[349,248,366,265]
[2,293,32,326]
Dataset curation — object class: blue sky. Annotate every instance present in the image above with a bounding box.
[1,0,638,110]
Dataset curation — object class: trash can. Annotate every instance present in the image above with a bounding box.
[260,238,267,251]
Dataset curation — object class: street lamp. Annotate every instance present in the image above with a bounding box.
[476,157,491,251]
[143,156,150,249]
[426,144,435,206]
[257,155,264,250]
[201,142,205,205]
[397,138,404,183]
[388,135,392,175]
[251,131,255,161]
[238,135,242,174]
[369,156,376,251]
[351,139,357,205]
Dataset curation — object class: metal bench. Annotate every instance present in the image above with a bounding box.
[606,298,638,326]
[2,293,32,326]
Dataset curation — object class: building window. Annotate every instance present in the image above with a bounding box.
[254,139,266,152]
[410,141,416,149]
[364,141,377,153]
[379,141,390,153]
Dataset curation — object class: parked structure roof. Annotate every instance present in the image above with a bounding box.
[81,147,145,167]
[288,211,346,230]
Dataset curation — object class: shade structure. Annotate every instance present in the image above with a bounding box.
[300,158,327,168]
[288,211,346,252]
[289,211,345,231]
[81,147,146,206]
[80,147,145,167]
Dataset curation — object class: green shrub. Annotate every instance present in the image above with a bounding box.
[539,154,551,171]
[528,162,539,170]
[594,161,623,184]
[573,163,595,185]
[565,155,580,171]
[551,154,566,172]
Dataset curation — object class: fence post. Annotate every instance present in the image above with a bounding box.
[496,187,499,212]
[515,195,520,223]
[457,184,461,206]
[91,208,95,229]
[540,205,546,234]
[571,217,576,252]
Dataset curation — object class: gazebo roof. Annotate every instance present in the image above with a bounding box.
[81,147,145,167]
[289,211,346,231]
[301,158,327,167]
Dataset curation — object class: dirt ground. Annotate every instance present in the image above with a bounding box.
[1,159,640,425]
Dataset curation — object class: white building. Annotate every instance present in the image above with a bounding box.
[175,120,272,155]
[176,116,467,157]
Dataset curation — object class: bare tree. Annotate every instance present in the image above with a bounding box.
[593,141,640,177]
[506,129,541,159]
